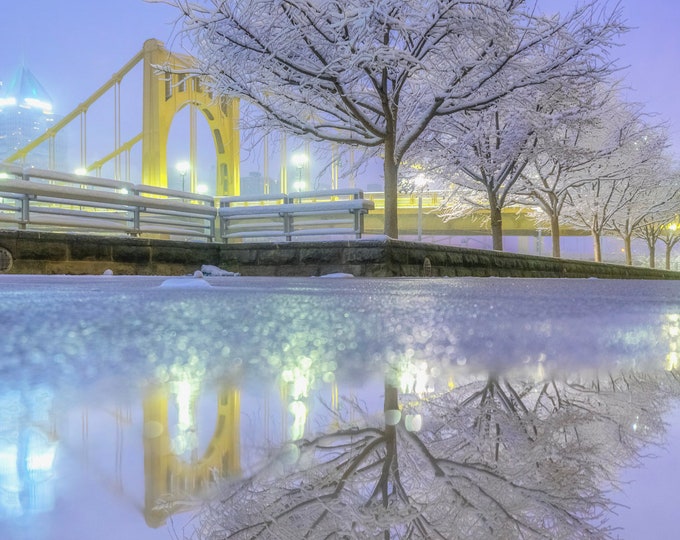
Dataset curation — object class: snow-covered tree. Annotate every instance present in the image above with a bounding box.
[514,87,626,258]
[605,175,673,266]
[632,165,680,268]
[620,167,680,267]
[410,74,622,251]
[156,0,624,238]
[561,115,668,263]
[418,95,540,251]
[659,223,680,270]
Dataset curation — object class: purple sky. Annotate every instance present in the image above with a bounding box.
[0,0,678,160]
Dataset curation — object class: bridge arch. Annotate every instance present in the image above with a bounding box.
[143,384,240,527]
[141,39,240,196]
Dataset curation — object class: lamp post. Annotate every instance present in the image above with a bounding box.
[291,153,308,193]
[414,174,428,241]
[176,161,190,192]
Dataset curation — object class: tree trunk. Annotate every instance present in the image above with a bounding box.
[383,383,399,513]
[550,214,561,258]
[623,235,632,266]
[667,243,673,270]
[649,242,656,269]
[593,232,602,263]
[383,136,399,239]
[488,196,503,251]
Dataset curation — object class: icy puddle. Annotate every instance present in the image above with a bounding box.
[1,275,679,539]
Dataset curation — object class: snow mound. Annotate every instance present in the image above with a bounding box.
[318,273,354,278]
[201,264,240,277]
[159,275,212,288]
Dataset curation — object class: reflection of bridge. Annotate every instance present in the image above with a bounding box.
[143,384,240,527]
[0,38,558,241]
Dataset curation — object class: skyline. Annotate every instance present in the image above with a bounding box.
[0,0,678,168]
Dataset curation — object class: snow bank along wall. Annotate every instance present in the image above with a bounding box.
[1,230,680,279]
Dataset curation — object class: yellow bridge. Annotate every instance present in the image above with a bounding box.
[2,38,556,239]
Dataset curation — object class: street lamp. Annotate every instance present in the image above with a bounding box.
[291,153,308,192]
[176,161,190,192]
[414,174,429,241]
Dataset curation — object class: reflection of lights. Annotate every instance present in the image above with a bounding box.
[385,409,401,426]
[25,441,57,472]
[0,388,57,518]
[288,401,308,440]
[664,314,680,371]
[405,414,422,432]
[170,377,200,458]
[398,359,431,395]
[281,357,315,440]
[0,441,22,516]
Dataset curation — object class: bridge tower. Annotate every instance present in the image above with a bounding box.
[141,39,240,195]
[143,384,240,527]
[4,39,240,196]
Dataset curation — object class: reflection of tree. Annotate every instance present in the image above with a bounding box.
[189,370,680,539]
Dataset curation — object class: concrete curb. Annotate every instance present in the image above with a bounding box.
[0,230,678,279]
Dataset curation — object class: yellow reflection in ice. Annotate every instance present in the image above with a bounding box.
[143,381,240,528]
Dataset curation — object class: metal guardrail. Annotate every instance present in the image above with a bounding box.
[0,163,217,241]
[219,189,374,242]
[0,163,453,242]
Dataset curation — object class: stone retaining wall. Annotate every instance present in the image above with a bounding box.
[0,230,678,280]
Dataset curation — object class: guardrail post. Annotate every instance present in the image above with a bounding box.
[354,209,361,239]
[20,194,29,229]
[131,188,141,236]
[209,212,216,242]
[284,194,293,241]
[18,168,30,228]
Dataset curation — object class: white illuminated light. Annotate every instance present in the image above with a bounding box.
[74,168,87,176]
[291,153,308,168]
[414,174,428,189]
[291,153,308,192]
[196,184,209,195]
[26,444,57,472]
[23,98,52,112]
[176,161,190,176]
[0,97,17,107]
[176,161,190,192]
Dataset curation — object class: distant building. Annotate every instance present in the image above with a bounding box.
[0,67,66,169]
[240,170,280,195]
